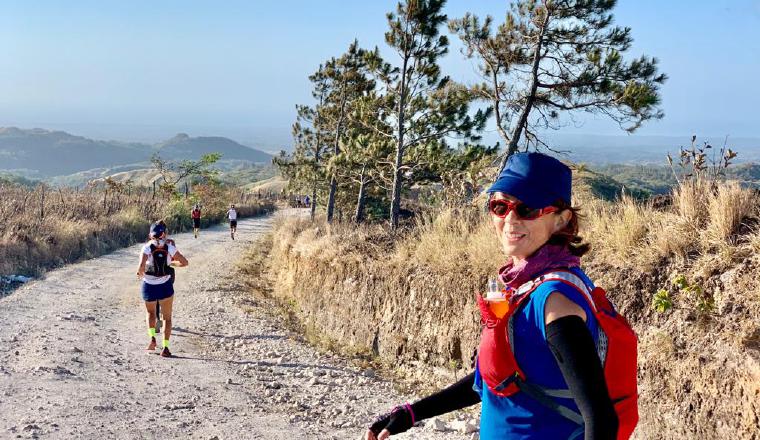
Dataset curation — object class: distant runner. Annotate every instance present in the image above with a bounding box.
[227,204,238,240]
[191,204,202,238]
[136,221,188,357]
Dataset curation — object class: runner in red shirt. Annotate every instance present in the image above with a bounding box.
[191,205,201,239]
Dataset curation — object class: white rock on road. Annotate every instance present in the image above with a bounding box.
[0,210,474,439]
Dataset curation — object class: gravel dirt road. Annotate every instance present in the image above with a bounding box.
[0,213,473,440]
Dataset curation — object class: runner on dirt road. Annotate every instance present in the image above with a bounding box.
[136,220,188,357]
[227,204,238,240]
[191,204,202,239]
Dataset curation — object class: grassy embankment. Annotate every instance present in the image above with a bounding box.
[0,182,275,278]
[242,178,760,439]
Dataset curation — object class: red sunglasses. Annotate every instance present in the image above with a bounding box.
[488,199,558,220]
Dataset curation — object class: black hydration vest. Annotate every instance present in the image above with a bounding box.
[145,244,171,277]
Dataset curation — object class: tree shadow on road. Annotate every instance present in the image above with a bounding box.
[160,350,359,375]
[171,326,287,341]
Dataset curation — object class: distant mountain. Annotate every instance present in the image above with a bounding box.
[0,127,273,178]
[542,133,760,165]
[46,159,275,188]
[0,171,37,187]
[157,133,272,163]
[0,127,150,176]
[591,162,760,196]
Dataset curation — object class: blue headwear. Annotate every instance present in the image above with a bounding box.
[487,152,572,208]
[149,222,166,238]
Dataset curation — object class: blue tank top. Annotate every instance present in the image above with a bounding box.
[474,267,599,440]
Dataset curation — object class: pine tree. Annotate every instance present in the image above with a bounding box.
[274,110,324,215]
[450,0,667,172]
[320,41,375,223]
[274,66,330,220]
[370,0,487,229]
[335,95,395,223]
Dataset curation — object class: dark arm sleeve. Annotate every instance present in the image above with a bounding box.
[546,316,619,440]
[410,372,480,421]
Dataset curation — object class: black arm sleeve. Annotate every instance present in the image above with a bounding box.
[410,372,480,421]
[546,316,618,440]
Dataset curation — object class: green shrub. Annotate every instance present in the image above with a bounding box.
[652,289,673,313]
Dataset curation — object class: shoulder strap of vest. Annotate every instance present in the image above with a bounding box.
[513,269,597,313]
[151,243,167,253]
[505,269,600,378]
[505,269,597,429]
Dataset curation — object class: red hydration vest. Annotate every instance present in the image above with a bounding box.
[476,269,639,440]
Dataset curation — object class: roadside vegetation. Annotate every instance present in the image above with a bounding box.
[0,154,274,279]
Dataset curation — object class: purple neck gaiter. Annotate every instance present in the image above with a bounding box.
[498,244,580,290]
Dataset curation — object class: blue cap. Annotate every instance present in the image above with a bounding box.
[149,222,166,238]
[487,152,572,208]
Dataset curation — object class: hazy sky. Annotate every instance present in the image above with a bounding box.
[1,0,759,148]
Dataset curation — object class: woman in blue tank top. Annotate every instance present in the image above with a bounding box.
[365,153,621,440]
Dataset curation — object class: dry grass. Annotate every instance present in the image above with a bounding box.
[400,209,501,273]
[269,180,760,284]
[244,175,288,194]
[703,182,757,248]
[580,181,760,271]
[583,195,653,266]
[748,228,760,254]
[672,179,711,226]
[0,182,274,277]
[270,207,503,282]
